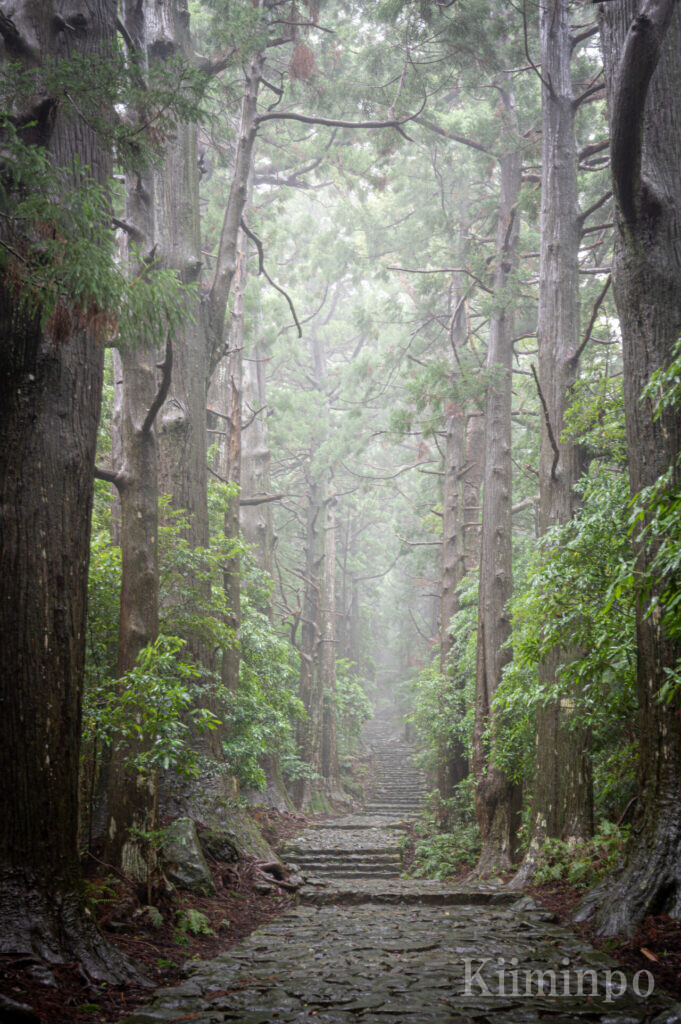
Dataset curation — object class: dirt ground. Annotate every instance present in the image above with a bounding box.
[0,809,306,1024]
[529,879,681,1003]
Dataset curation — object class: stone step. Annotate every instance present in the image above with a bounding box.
[289,851,400,863]
[303,869,402,879]
[298,880,518,906]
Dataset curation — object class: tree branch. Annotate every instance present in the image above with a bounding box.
[94,466,123,490]
[142,338,172,435]
[196,46,238,76]
[255,94,427,137]
[579,138,609,161]
[387,265,493,294]
[573,80,605,108]
[240,493,285,506]
[531,363,560,480]
[571,275,611,365]
[397,535,440,547]
[512,495,539,514]
[578,189,613,225]
[111,217,144,243]
[571,24,599,49]
[115,16,137,54]
[414,115,490,155]
[610,0,676,223]
[521,0,553,93]
[240,218,302,336]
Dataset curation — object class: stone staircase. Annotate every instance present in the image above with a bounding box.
[281,698,428,886]
[123,695,680,1023]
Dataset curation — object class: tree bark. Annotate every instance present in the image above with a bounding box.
[208,227,248,696]
[513,0,594,887]
[104,0,169,880]
[472,90,522,874]
[240,345,276,588]
[437,288,470,821]
[321,497,342,798]
[576,0,681,935]
[0,0,136,980]
[293,476,325,809]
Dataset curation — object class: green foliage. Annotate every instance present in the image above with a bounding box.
[0,45,201,343]
[634,338,681,703]
[533,822,629,889]
[495,466,637,812]
[175,908,215,937]
[405,574,478,774]
[408,783,481,879]
[491,464,634,815]
[331,660,373,752]
[85,491,305,793]
[409,827,481,879]
[144,905,165,930]
[562,371,626,464]
[222,594,304,789]
[84,635,220,780]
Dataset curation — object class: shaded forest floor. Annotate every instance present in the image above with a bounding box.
[529,880,681,1003]
[0,808,304,1024]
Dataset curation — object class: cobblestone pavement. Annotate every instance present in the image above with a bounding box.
[123,704,681,1024]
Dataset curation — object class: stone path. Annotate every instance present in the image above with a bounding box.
[123,702,681,1024]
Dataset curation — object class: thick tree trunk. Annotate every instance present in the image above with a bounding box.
[103,0,177,878]
[473,98,522,874]
[576,0,681,935]
[154,2,207,544]
[513,0,593,887]
[0,0,135,980]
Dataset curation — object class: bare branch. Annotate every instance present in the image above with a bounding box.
[387,265,493,294]
[112,217,144,243]
[531,363,560,480]
[240,493,285,506]
[94,466,123,490]
[240,219,302,336]
[571,24,599,49]
[397,535,440,547]
[579,138,609,161]
[414,115,490,155]
[255,93,427,136]
[512,495,539,514]
[574,80,605,108]
[520,0,553,93]
[142,338,173,435]
[408,608,432,643]
[196,46,238,76]
[571,275,612,364]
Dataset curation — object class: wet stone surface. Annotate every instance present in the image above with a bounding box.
[122,706,680,1023]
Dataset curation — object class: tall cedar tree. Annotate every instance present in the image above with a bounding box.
[576,0,681,934]
[513,0,594,887]
[0,0,136,979]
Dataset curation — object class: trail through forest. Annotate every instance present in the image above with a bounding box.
[121,699,678,1024]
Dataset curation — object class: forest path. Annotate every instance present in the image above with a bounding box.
[122,700,679,1023]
